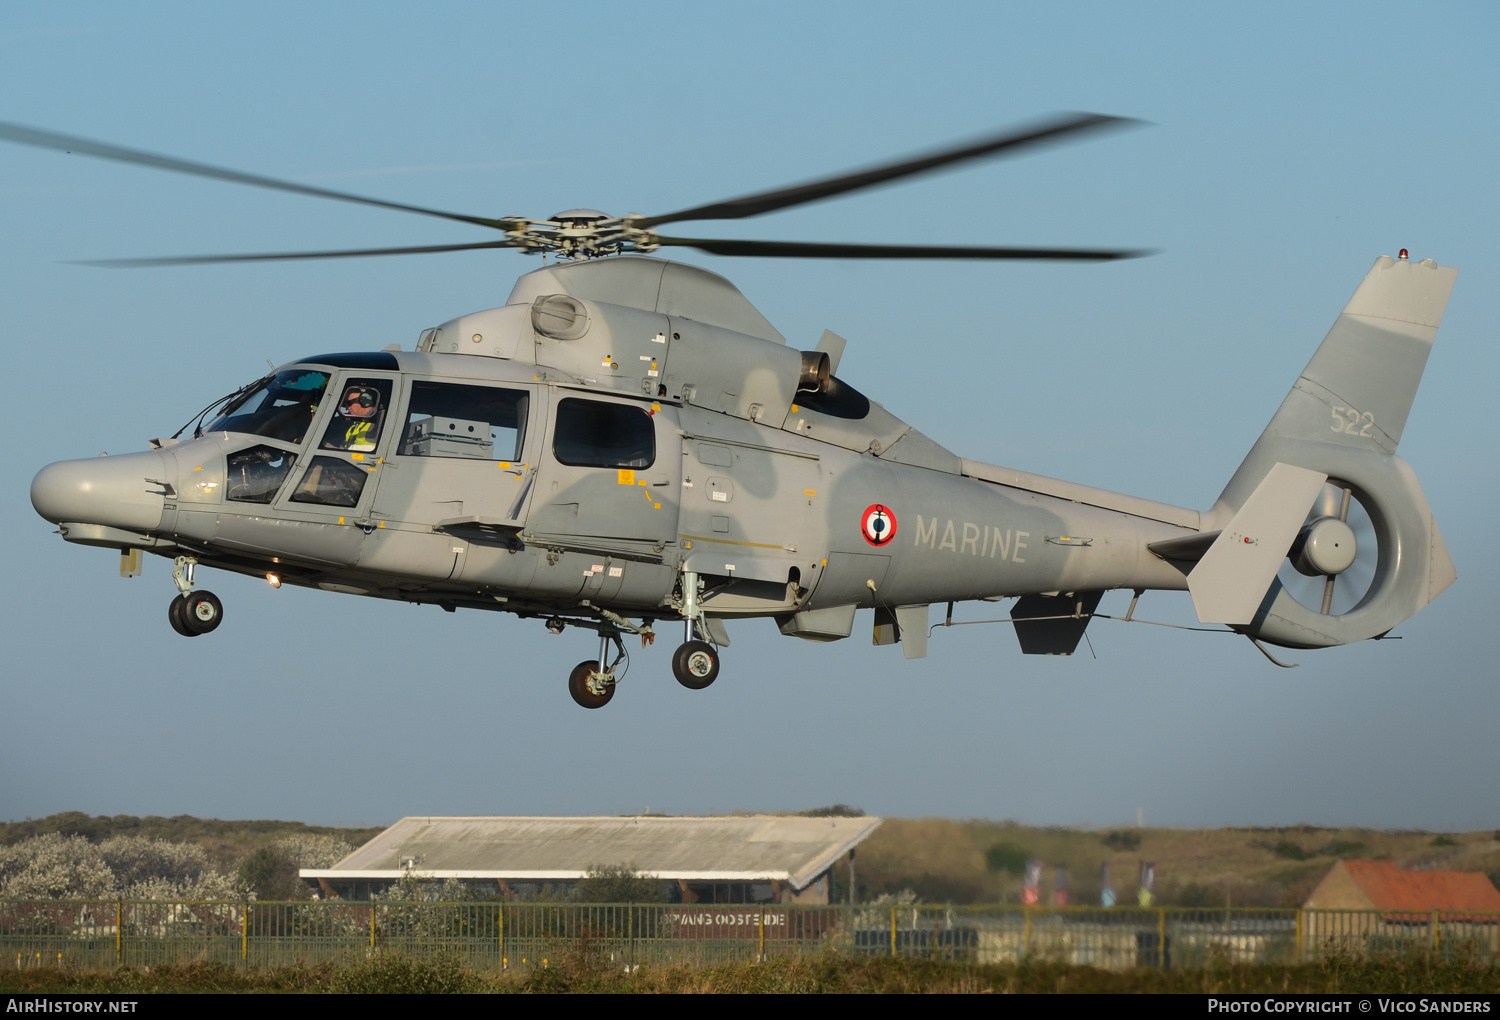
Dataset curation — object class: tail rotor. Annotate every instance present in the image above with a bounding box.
[1204,254,1458,649]
[1278,482,1378,618]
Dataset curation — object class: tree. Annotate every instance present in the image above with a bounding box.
[984,842,1028,902]
[985,841,1028,877]
[574,864,669,903]
[235,845,302,901]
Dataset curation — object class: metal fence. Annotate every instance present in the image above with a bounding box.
[4,901,1497,972]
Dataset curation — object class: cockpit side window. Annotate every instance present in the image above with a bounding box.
[225,446,298,503]
[207,370,330,444]
[320,378,394,453]
[553,397,655,469]
[400,382,529,461]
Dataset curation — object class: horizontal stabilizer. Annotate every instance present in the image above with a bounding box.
[1189,463,1327,625]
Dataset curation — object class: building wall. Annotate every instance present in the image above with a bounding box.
[784,872,830,905]
[1304,862,1377,910]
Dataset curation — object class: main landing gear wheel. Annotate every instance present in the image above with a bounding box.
[568,660,615,709]
[672,641,719,690]
[179,591,223,635]
[167,595,195,637]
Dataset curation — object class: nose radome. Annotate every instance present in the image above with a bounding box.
[31,450,172,531]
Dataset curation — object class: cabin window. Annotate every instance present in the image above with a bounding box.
[553,397,655,469]
[290,456,369,507]
[320,378,394,453]
[207,370,330,444]
[224,445,297,504]
[400,382,528,461]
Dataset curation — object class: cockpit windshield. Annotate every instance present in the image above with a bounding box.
[205,369,330,444]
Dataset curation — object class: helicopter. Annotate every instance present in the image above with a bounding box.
[9,114,1456,708]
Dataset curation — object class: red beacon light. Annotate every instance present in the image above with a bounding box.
[1398,248,1409,260]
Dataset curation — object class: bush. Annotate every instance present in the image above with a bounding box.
[0,834,115,900]
[1431,836,1460,848]
[1317,839,1365,857]
[1101,831,1142,852]
[984,842,1028,877]
[329,953,481,994]
[1173,882,1223,908]
[273,834,354,869]
[236,846,302,901]
[0,832,246,900]
[574,865,669,904]
[100,837,213,888]
[796,804,865,818]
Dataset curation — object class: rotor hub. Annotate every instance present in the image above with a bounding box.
[550,208,610,225]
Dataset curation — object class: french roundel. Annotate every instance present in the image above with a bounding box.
[861,504,897,546]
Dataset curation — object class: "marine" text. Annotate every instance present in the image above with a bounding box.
[913,516,1028,562]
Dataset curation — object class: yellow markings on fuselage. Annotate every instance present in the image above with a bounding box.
[679,533,787,550]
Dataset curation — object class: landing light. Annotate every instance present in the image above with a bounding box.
[266,574,281,588]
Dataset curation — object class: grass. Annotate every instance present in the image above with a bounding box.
[3,952,1498,994]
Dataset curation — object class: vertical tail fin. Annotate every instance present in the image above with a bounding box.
[1203,256,1457,648]
[1263,254,1455,455]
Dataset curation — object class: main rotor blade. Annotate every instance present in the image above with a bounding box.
[0,121,514,231]
[656,236,1150,261]
[635,113,1138,229]
[73,239,520,268]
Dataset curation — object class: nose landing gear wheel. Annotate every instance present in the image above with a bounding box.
[568,660,615,709]
[168,595,196,637]
[672,640,719,690]
[180,591,223,635]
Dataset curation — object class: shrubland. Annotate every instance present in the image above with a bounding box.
[3,952,1498,994]
[4,811,1498,907]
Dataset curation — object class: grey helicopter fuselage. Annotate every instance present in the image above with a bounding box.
[33,256,1192,642]
[31,250,1459,697]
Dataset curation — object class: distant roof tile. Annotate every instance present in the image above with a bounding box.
[1342,860,1500,917]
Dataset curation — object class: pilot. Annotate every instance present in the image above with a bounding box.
[328,386,381,451]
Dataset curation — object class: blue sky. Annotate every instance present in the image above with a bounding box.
[1,2,1496,831]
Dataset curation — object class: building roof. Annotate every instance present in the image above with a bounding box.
[301,815,882,891]
[1307,860,1500,916]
